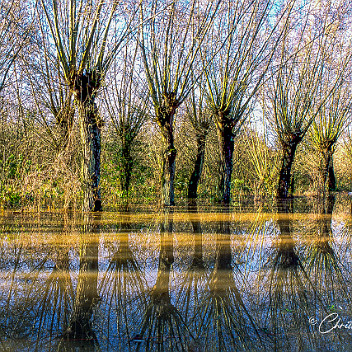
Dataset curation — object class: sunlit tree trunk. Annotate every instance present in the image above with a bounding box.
[157,107,177,206]
[216,118,235,204]
[74,73,102,212]
[267,2,348,200]
[277,136,301,199]
[78,102,101,212]
[202,1,292,205]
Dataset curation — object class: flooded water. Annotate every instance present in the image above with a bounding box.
[1,197,352,351]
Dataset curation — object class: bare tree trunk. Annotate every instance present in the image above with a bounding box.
[319,145,336,196]
[188,133,206,203]
[78,101,102,212]
[277,139,300,199]
[159,115,176,206]
[72,71,102,212]
[216,121,234,205]
[327,152,336,192]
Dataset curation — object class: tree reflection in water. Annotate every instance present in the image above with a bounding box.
[188,204,205,271]
[136,209,190,352]
[59,213,100,350]
[98,217,147,349]
[2,199,352,350]
[32,212,74,350]
[192,206,262,351]
[305,196,352,336]
[306,196,344,296]
[0,213,76,351]
[177,203,206,326]
[260,200,320,350]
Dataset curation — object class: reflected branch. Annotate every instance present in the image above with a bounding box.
[136,209,190,351]
[60,214,100,348]
[306,197,350,307]
[99,220,147,346]
[193,210,263,351]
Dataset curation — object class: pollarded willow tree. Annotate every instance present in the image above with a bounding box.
[308,6,352,196]
[310,76,352,195]
[202,0,293,205]
[102,43,149,201]
[267,1,350,199]
[138,0,221,206]
[39,0,137,211]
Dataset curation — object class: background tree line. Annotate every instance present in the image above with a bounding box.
[1,0,352,210]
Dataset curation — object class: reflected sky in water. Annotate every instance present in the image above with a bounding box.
[1,196,352,351]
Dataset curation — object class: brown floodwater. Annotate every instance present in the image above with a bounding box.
[1,196,352,351]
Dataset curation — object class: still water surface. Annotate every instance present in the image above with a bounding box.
[1,198,352,351]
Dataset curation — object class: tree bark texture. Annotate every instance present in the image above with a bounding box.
[158,114,176,206]
[79,102,102,212]
[73,72,102,212]
[216,119,234,205]
[277,137,301,199]
[188,133,207,203]
[155,93,179,206]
